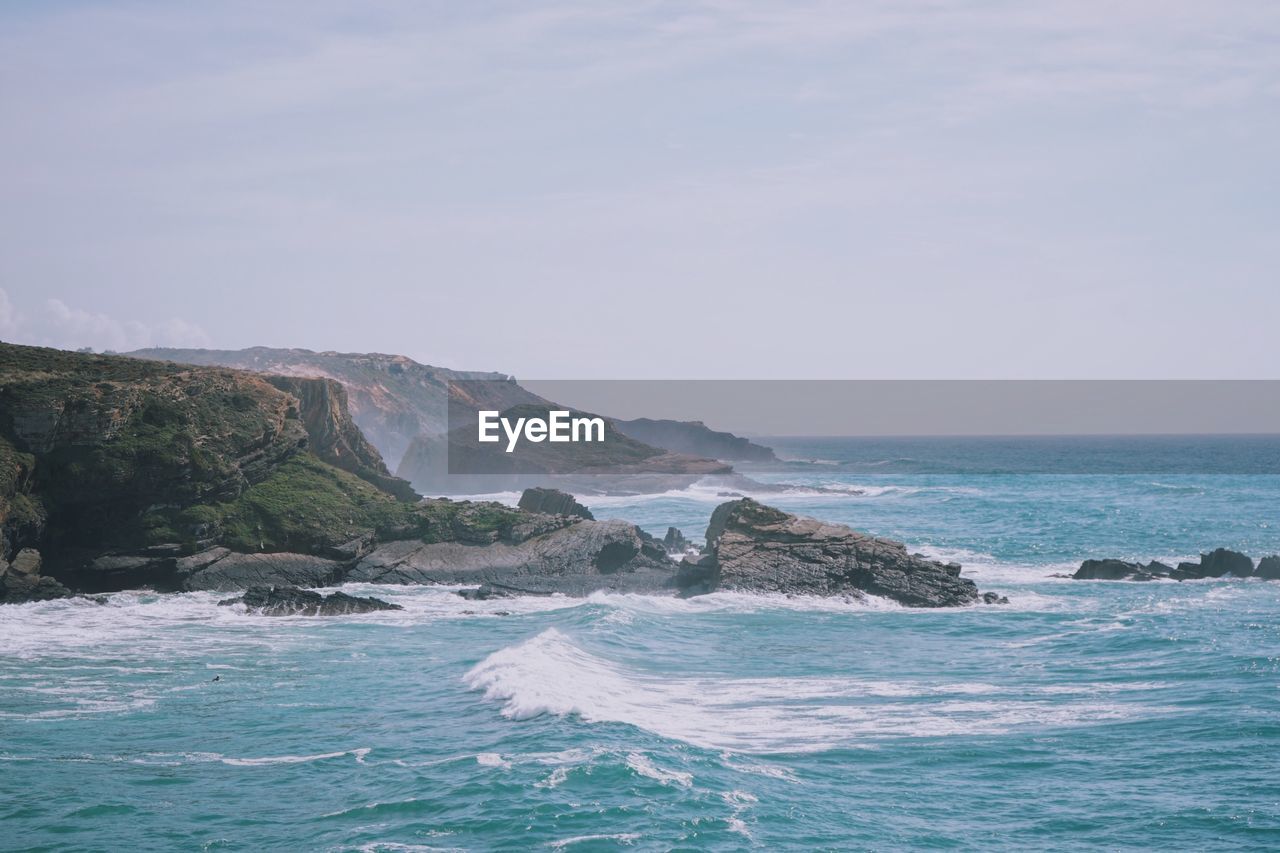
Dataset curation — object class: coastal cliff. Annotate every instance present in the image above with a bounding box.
[128,347,544,469]
[0,344,422,597]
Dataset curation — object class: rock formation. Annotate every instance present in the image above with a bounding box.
[219,585,402,615]
[677,498,988,607]
[517,487,594,520]
[1176,548,1254,579]
[1073,548,1266,581]
[662,526,693,555]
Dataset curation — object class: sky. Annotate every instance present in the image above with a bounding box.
[1,0,1278,378]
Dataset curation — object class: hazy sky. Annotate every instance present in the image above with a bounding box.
[2,1,1277,378]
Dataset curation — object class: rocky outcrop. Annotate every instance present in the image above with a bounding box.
[613,418,776,462]
[1073,559,1172,581]
[1177,548,1254,579]
[679,499,987,607]
[0,548,72,603]
[219,585,402,615]
[1073,549,1267,581]
[350,517,673,595]
[517,487,594,520]
[0,343,430,599]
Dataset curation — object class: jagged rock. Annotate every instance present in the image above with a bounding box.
[517,487,594,520]
[1073,559,1156,581]
[220,585,402,615]
[1198,548,1254,577]
[181,552,345,592]
[1257,556,1280,580]
[682,499,982,607]
[1076,552,1257,582]
[982,592,1010,605]
[662,526,692,554]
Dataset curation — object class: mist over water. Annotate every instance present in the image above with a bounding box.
[5,436,1280,849]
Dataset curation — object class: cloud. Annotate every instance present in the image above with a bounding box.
[0,291,211,352]
[42,298,212,352]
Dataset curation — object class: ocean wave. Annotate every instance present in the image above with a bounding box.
[463,629,1164,752]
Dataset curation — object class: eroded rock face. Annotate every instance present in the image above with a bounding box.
[517,487,594,520]
[683,499,984,608]
[1257,556,1280,580]
[220,585,402,615]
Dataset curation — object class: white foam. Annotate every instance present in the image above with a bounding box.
[465,629,1164,753]
[625,752,692,787]
[219,748,368,767]
[548,834,642,850]
[475,752,511,769]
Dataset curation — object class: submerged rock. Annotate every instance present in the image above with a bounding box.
[220,585,402,615]
[517,487,594,520]
[680,499,984,607]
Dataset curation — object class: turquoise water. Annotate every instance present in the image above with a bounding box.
[4,437,1280,850]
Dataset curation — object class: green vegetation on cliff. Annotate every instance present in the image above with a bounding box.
[142,454,426,553]
[0,343,419,571]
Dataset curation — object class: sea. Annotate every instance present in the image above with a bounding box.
[3,436,1280,851]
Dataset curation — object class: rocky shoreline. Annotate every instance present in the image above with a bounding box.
[2,485,1010,609]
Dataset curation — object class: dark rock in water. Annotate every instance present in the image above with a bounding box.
[1073,559,1156,581]
[662,526,692,555]
[1196,548,1254,578]
[1076,551,1256,582]
[1,548,73,604]
[682,498,982,607]
[982,592,1010,605]
[220,585,402,615]
[517,487,594,520]
[1256,556,1280,580]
